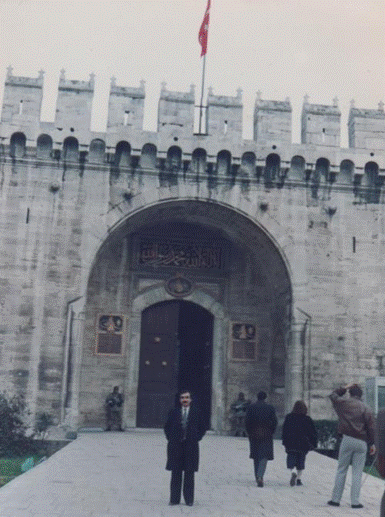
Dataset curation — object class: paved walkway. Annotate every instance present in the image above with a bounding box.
[0,430,383,517]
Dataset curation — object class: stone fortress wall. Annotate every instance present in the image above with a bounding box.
[0,67,384,433]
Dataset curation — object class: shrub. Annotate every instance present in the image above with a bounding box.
[313,419,339,450]
[35,413,54,438]
[0,392,35,457]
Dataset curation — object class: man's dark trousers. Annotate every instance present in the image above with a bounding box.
[170,441,194,504]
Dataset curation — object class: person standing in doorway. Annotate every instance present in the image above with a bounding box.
[327,383,376,509]
[105,386,124,431]
[245,390,277,487]
[282,400,317,486]
[164,390,206,506]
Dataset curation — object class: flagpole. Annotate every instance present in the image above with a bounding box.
[199,55,206,134]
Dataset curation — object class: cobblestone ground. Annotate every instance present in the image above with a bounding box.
[0,430,382,517]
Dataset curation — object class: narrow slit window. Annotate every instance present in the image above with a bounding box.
[19,100,23,115]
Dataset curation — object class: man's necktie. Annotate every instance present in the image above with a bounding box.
[182,408,188,440]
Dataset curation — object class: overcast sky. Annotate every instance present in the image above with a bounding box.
[0,0,384,145]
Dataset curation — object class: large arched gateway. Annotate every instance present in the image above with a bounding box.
[77,200,292,432]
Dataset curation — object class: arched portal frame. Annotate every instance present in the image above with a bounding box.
[125,286,228,433]
[74,200,300,433]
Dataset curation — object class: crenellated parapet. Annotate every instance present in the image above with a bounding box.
[1,67,44,139]
[157,83,195,139]
[0,69,384,193]
[254,93,292,146]
[54,70,95,144]
[301,96,341,147]
[107,78,146,147]
[348,100,385,151]
[206,87,243,142]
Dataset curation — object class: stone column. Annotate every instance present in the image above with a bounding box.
[285,321,305,413]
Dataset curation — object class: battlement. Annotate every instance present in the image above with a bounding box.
[207,87,242,107]
[160,83,195,103]
[110,78,145,99]
[58,69,95,93]
[254,97,291,113]
[348,101,385,150]
[254,93,292,145]
[302,101,341,117]
[1,69,384,166]
[5,66,44,88]
[349,102,385,121]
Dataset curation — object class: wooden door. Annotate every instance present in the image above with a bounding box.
[137,301,180,427]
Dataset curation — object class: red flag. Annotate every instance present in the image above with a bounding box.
[198,0,211,57]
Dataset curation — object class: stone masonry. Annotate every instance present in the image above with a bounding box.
[0,67,384,434]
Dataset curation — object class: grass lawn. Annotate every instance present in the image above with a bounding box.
[0,455,45,487]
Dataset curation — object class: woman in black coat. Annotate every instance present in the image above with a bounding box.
[282,400,317,486]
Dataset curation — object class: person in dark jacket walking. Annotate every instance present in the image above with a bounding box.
[282,400,317,486]
[245,391,277,487]
[164,390,206,506]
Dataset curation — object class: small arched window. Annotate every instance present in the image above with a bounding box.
[363,161,382,203]
[290,155,305,180]
[191,148,207,174]
[265,153,280,186]
[89,139,105,164]
[217,150,231,175]
[167,146,182,171]
[63,137,79,162]
[115,141,131,167]
[10,132,26,158]
[140,144,157,170]
[315,157,330,179]
[241,152,256,177]
[37,134,53,159]
[339,160,354,185]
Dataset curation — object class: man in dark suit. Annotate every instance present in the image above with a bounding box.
[245,390,277,487]
[164,390,206,506]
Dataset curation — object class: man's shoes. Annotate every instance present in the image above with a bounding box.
[186,502,193,506]
[296,479,303,486]
[290,472,297,486]
[351,504,364,509]
[169,502,179,506]
[256,477,264,487]
[327,501,340,507]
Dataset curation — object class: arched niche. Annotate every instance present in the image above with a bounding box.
[167,146,182,171]
[363,161,382,203]
[10,132,26,158]
[191,148,207,174]
[289,155,305,181]
[265,153,281,186]
[115,141,131,167]
[63,137,79,162]
[37,134,53,159]
[240,152,256,177]
[339,159,355,185]
[217,150,231,175]
[89,139,105,164]
[140,143,157,170]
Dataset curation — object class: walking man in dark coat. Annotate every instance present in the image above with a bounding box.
[245,390,277,487]
[164,390,206,506]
